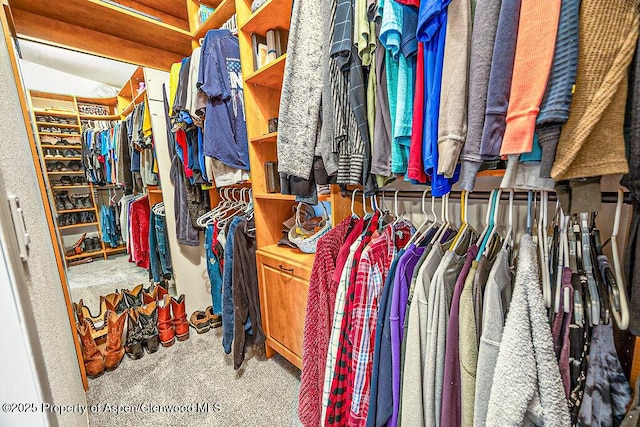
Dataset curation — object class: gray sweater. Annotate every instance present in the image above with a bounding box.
[277,0,324,179]
[457,0,503,191]
[474,248,513,427]
[486,235,570,426]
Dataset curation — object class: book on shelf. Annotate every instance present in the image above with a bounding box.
[253,30,289,70]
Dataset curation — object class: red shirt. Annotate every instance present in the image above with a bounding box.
[408,45,428,183]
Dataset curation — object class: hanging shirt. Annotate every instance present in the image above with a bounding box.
[198,29,249,171]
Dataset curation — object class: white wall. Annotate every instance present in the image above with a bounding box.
[0,22,88,427]
[144,68,212,315]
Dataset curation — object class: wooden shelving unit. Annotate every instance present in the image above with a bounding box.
[192,0,236,41]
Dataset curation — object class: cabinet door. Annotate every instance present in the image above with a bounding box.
[258,259,309,360]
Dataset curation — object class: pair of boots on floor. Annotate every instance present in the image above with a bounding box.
[74,283,189,379]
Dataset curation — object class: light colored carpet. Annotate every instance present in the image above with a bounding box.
[68,255,303,426]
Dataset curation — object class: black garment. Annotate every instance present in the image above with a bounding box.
[163,84,200,246]
[232,219,265,370]
[117,122,133,191]
[173,57,191,114]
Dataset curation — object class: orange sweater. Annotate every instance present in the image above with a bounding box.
[499,0,562,155]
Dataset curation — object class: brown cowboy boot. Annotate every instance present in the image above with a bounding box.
[77,319,105,378]
[105,310,126,371]
[142,283,168,305]
[171,295,189,342]
[157,294,175,347]
[104,292,127,314]
[138,301,159,353]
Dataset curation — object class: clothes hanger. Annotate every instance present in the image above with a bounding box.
[501,189,514,251]
[451,190,470,252]
[526,190,533,234]
[362,190,371,219]
[580,212,600,326]
[542,191,552,307]
[350,188,361,218]
[415,195,440,246]
[475,189,497,251]
[609,189,630,329]
[406,188,432,246]
[481,188,503,258]
[430,194,450,245]
[476,189,501,262]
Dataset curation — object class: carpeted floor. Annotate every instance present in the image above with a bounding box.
[67,256,303,426]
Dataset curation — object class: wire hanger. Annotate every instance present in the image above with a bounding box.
[430,194,450,245]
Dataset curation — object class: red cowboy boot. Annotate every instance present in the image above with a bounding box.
[105,310,126,371]
[142,283,169,305]
[76,319,105,378]
[171,295,190,342]
[157,294,175,347]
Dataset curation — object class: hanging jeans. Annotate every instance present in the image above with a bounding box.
[100,205,120,247]
[149,210,173,282]
[205,223,223,315]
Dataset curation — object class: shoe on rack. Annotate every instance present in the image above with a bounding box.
[138,301,159,354]
[59,176,72,186]
[62,194,74,210]
[53,161,65,172]
[87,212,96,223]
[44,149,53,158]
[91,236,102,251]
[73,176,85,185]
[189,310,210,334]
[123,284,143,309]
[124,309,145,360]
[157,294,175,347]
[83,195,93,209]
[105,292,127,314]
[76,319,105,379]
[54,149,64,158]
[206,305,222,329]
[64,233,86,256]
[55,195,66,211]
[105,310,126,371]
[171,295,189,342]
[63,149,76,158]
[69,160,82,171]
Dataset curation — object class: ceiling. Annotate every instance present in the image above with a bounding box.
[18,39,137,97]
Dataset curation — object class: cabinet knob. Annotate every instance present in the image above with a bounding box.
[278,264,294,274]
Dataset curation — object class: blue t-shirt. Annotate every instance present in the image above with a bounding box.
[198,30,249,171]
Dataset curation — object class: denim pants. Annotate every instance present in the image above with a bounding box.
[205,223,223,315]
[149,210,173,282]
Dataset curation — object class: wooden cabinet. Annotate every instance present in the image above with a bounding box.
[256,247,313,368]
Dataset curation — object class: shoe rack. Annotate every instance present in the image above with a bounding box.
[27,90,126,265]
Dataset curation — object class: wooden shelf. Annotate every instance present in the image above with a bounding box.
[45,157,82,161]
[193,0,236,40]
[120,89,147,117]
[105,245,127,254]
[36,122,80,128]
[255,193,330,201]
[240,0,293,35]
[65,249,104,261]
[245,54,287,89]
[32,109,77,118]
[41,144,82,150]
[52,185,90,190]
[477,169,506,177]
[59,222,99,230]
[250,132,278,144]
[39,132,82,138]
[79,114,120,121]
[57,207,95,214]
[257,244,315,268]
[48,171,84,175]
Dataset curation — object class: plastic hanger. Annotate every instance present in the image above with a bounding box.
[475,189,497,252]
[476,189,501,262]
[542,191,552,307]
[537,191,552,308]
[362,190,371,219]
[501,190,514,250]
[430,194,450,245]
[580,212,600,326]
[609,189,630,329]
[526,190,533,234]
[451,190,470,252]
[351,188,361,218]
[406,189,432,247]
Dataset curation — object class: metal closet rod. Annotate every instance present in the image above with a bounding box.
[354,189,634,205]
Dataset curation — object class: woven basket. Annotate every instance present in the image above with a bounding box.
[288,202,331,253]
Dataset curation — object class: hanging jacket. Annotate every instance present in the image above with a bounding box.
[486,234,570,426]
